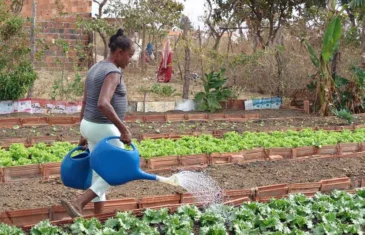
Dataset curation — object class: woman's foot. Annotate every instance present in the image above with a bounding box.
[61,200,82,218]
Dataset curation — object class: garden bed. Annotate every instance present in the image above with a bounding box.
[0,111,362,142]
[3,189,365,234]
[1,154,365,211]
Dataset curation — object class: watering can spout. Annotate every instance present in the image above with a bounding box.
[137,170,180,187]
[138,170,157,181]
[156,174,180,186]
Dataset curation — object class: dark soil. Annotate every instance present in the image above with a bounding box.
[1,155,365,212]
[0,109,363,141]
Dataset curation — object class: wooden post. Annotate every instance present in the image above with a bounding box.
[182,16,191,100]
[304,100,310,115]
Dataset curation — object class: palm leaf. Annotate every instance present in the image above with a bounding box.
[349,0,365,8]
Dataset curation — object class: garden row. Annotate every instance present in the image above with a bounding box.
[1,177,364,234]
[1,121,364,149]
[2,128,365,182]
[0,113,261,128]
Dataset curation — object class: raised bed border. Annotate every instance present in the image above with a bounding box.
[0,112,261,128]
[0,176,362,229]
[0,141,364,183]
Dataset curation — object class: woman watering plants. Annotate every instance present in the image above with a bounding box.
[61,28,135,218]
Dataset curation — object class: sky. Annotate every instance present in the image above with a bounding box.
[92,0,206,29]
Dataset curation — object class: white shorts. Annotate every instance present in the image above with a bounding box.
[80,118,124,202]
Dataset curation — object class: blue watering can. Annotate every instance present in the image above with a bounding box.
[60,136,179,190]
[60,146,92,190]
[90,136,179,186]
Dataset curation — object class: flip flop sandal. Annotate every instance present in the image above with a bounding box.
[61,200,82,218]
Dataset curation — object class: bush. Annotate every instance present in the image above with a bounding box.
[0,1,37,100]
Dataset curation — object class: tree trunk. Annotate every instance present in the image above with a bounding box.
[173,35,184,81]
[227,31,232,54]
[182,16,191,100]
[212,35,221,51]
[361,17,365,69]
[97,30,108,59]
[319,61,334,116]
[198,27,204,77]
[331,51,339,80]
[346,9,356,27]
[27,0,37,98]
[253,27,264,51]
[274,27,284,96]
[141,24,146,73]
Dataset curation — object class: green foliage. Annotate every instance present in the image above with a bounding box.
[106,0,183,37]
[30,220,66,235]
[0,0,37,101]
[194,68,232,113]
[0,223,24,235]
[0,141,75,167]
[349,0,365,8]
[70,217,102,234]
[302,40,320,70]
[332,66,365,113]
[143,208,169,224]
[321,16,342,62]
[332,109,354,124]
[302,11,343,115]
[51,71,84,101]
[5,190,365,234]
[4,128,365,164]
[151,84,176,97]
[344,26,360,46]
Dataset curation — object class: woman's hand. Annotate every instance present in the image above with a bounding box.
[119,127,132,146]
[78,136,88,150]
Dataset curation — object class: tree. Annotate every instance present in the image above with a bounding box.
[302,0,359,116]
[76,0,114,59]
[0,0,37,100]
[204,0,240,51]
[182,16,191,99]
[347,0,365,68]
[239,0,326,50]
[178,15,194,30]
[106,0,183,71]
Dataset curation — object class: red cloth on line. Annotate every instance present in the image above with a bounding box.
[157,40,173,83]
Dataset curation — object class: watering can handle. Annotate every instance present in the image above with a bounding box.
[105,136,137,151]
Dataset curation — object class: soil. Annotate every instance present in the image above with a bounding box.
[0,109,363,141]
[1,155,365,212]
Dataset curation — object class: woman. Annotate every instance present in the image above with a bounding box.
[61,28,135,218]
[157,39,173,83]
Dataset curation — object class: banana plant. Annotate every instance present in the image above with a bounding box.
[303,0,365,116]
[302,0,347,116]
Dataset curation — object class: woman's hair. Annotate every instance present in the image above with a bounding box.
[108,28,132,52]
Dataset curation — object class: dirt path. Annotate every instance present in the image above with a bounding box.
[1,155,365,212]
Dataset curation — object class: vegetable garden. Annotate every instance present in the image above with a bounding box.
[2,110,365,235]
[2,190,365,234]
[1,0,365,232]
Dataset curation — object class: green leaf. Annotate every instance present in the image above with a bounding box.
[321,16,342,62]
[303,40,320,68]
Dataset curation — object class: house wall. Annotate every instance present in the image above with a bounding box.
[19,0,93,70]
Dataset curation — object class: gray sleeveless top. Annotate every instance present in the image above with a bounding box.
[83,61,127,124]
